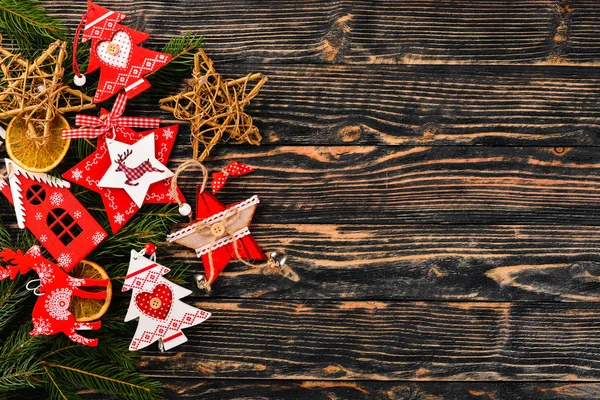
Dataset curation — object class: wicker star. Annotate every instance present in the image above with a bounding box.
[0,40,95,138]
[159,49,267,161]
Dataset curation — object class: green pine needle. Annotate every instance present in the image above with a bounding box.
[144,33,204,96]
[0,0,66,57]
[0,8,203,400]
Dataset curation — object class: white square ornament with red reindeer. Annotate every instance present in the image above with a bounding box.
[97,134,173,208]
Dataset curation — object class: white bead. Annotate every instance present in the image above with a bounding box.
[73,74,87,87]
[178,203,192,216]
[37,85,46,93]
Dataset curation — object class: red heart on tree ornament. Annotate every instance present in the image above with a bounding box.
[135,284,173,320]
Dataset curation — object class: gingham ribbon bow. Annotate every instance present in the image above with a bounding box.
[211,161,254,194]
[62,92,161,139]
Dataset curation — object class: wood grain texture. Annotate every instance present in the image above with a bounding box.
[167,223,600,302]
[138,300,600,381]
[120,63,600,146]
[43,0,600,66]
[154,380,600,400]
[169,146,600,225]
[5,0,600,398]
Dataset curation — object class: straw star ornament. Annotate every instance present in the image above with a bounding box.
[0,39,95,171]
[0,40,95,136]
[159,49,268,161]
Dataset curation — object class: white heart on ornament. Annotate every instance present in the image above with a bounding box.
[96,31,132,70]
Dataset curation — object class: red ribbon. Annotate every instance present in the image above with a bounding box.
[62,91,161,139]
[211,161,254,194]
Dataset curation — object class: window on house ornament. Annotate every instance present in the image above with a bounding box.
[26,185,46,205]
[47,208,83,245]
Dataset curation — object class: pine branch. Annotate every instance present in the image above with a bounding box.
[0,0,66,57]
[0,7,202,400]
[138,33,204,100]
[44,361,162,400]
[42,364,76,400]
[0,326,44,392]
[0,280,30,331]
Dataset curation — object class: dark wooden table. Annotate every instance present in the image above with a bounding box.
[40,0,600,398]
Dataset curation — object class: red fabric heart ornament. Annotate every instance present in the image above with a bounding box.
[135,283,173,320]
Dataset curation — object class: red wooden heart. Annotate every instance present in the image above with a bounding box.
[135,283,172,320]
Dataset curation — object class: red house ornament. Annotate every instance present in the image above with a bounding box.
[77,0,172,103]
[0,159,107,271]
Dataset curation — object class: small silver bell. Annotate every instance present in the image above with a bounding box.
[269,251,287,267]
[194,274,211,292]
[158,338,165,352]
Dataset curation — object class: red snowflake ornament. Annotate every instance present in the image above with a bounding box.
[0,246,109,346]
[167,187,266,285]
[80,0,171,103]
[0,160,107,271]
[63,125,184,233]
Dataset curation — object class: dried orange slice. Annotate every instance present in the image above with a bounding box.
[69,260,112,322]
[5,114,70,172]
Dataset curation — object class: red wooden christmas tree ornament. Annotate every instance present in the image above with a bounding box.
[167,186,266,286]
[78,0,171,103]
[0,246,109,346]
[0,160,107,271]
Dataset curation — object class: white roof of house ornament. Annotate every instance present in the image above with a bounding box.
[3,159,71,229]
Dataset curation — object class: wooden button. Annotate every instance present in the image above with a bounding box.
[150,297,162,309]
[210,222,226,237]
[107,43,120,56]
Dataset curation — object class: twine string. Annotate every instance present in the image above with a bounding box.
[0,41,94,147]
[170,159,209,222]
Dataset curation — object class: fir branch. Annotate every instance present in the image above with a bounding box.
[42,364,74,400]
[143,33,204,97]
[0,0,66,57]
[0,280,30,331]
[0,326,43,392]
[43,361,162,400]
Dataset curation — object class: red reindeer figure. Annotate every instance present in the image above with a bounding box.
[0,246,109,346]
[114,149,165,186]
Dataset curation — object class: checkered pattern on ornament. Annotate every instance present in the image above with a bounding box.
[95,53,170,99]
[131,323,170,350]
[181,310,210,326]
[87,17,121,41]
[166,309,211,333]
[122,266,170,291]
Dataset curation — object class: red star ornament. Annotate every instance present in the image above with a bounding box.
[80,1,171,103]
[63,122,184,233]
[167,187,266,285]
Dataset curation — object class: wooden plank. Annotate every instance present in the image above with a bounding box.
[139,300,600,380]
[169,145,600,225]
[43,0,600,66]
[167,223,600,302]
[120,63,600,146]
[152,379,600,399]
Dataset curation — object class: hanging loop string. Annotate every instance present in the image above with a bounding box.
[72,13,86,80]
[170,159,209,220]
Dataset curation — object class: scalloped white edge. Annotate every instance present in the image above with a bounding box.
[167,195,259,242]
